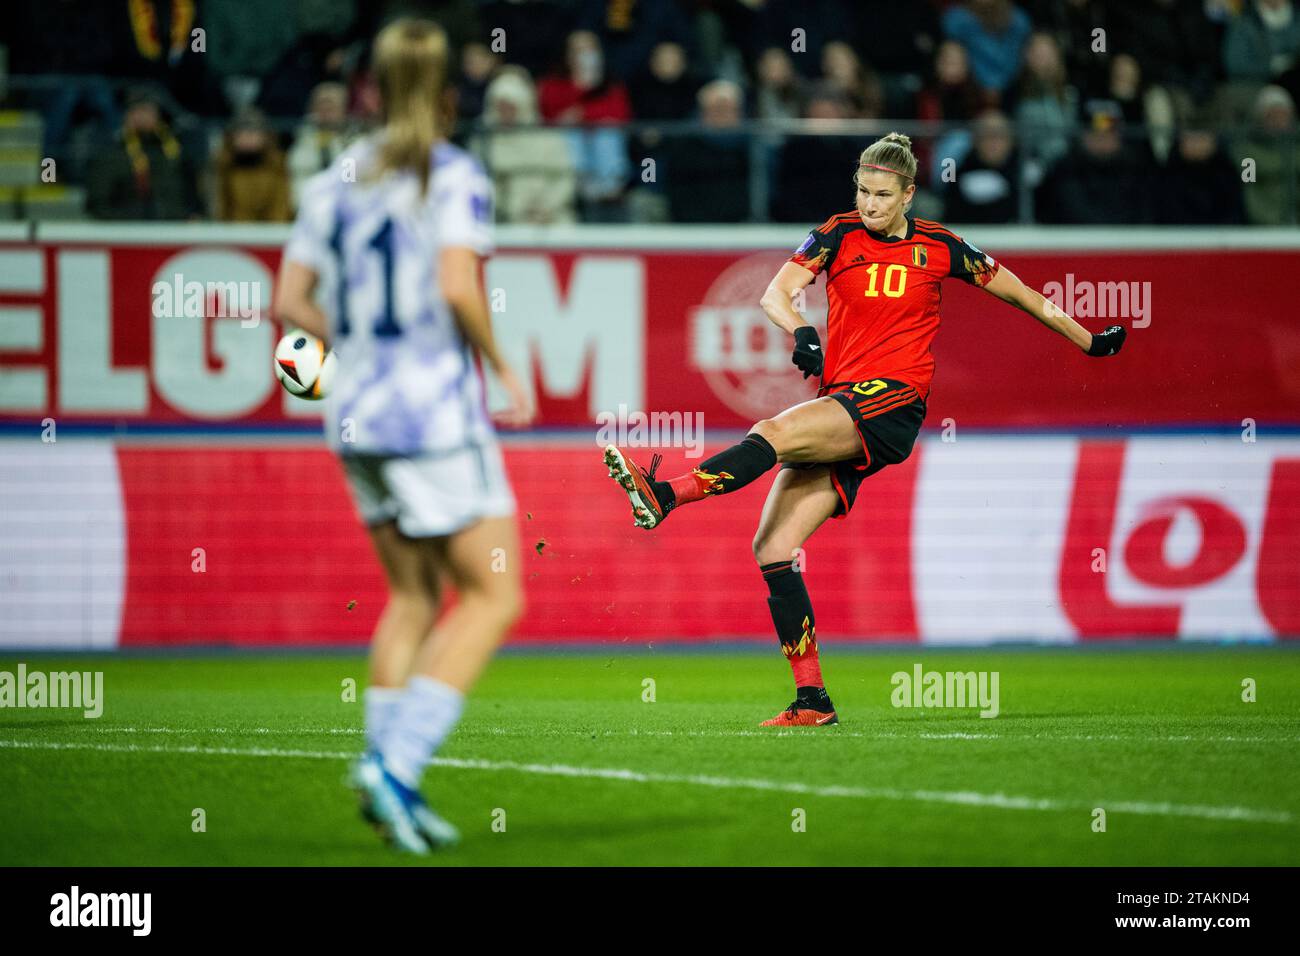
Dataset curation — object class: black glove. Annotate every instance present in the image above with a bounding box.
[792,325,824,379]
[1087,325,1127,357]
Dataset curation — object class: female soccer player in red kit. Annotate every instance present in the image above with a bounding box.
[605,132,1126,726]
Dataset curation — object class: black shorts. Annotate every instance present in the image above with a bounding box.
[781,377,926,518]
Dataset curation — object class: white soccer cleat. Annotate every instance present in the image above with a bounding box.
[349,752,430,854]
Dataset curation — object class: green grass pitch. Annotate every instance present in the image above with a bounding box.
[2,646,1297,866]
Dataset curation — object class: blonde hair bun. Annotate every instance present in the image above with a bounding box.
[857,131,918,183]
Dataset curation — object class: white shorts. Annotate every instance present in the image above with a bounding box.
[341,442,516,538]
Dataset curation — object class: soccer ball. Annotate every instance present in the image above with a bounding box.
[274,330,337,400]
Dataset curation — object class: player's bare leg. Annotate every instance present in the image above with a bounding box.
[412,514,524,691]
[358,515,523,851]
[604,396,858,528]
[752,466,842,726]
[364,521,440,750]
[350,520,443,850]
[754,396,864,463]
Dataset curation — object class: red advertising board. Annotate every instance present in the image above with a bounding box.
[1,437,1296,647]
[1,237,1298,430]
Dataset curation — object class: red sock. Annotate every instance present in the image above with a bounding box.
[667,469,725,506]
[786,616,825,689]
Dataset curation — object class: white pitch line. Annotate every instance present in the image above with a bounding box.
[59,726,365,736]
[0,738,354,761]
[36,725,1300,745]
[0,738,1291,825]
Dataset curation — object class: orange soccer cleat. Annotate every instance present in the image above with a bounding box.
[603,445,669,529]
[759,699,839,727]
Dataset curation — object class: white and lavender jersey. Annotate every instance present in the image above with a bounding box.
[284,137,495,455]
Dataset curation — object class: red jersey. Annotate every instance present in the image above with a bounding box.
[788,212,999,398]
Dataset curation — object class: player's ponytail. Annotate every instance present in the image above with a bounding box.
[857,132,918,188]
[371,18,450,197]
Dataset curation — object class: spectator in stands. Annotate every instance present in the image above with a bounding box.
[916,40,988,122]
[820,41,886,119]
[627,42,702,120]
[86,85,201,221]
[539,31,634,124]
[1035,99,1153,224]
[539,31,632,220]
[456,42,501,122]
[472,68,578,224]
[1014,32,1078,177]
[287,83,359,209]
[1107,54,1147,126]
[1109,0,1220,105]
[1236,85,1300,224]
[1152,120,1247,224]
[659,80,750,223]
[754,48,806,121]
[576,0,695,81]
[1224,0,1300,105]
[624,42,699,222]
[1106,52,1183,166]
[1020,0,1110,98]
[945,110,1021,223]
[915,41,991,187]
[941,0,1033,98]
[213,108,293,222]
[769,86,864,222]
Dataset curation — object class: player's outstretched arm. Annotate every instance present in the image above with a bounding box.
[274,260,331,345]
[981,265,1127,357]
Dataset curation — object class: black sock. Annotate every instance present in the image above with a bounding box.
[651,479,676,510]
[796,686,833,708]
[761,560,814,657]
[695,433,778,496]
[762,561,832,705]
[654,434,778,512]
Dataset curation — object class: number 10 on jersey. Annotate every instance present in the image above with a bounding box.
[864,263,907,298]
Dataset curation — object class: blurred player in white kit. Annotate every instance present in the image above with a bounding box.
[274,16,535,853]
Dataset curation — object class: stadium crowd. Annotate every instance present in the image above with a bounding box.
[4,0,1298,225]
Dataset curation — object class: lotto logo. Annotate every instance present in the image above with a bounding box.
[912,437,1300,640]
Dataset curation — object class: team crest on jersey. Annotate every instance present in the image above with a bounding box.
[912,245,927,268]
